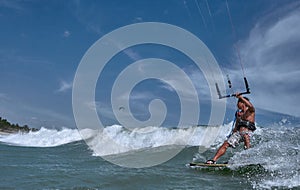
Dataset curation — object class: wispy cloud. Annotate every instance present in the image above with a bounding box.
[133,17,143,23]
[56,80,73,93]
[63,30,71,38]
[70,1,104,36]
[123,48,142,61]
[231,3,300,116]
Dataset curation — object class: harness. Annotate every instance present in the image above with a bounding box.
[237,119,256,131]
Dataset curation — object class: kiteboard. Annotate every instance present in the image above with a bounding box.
[188,162,265,173]
[188,162,228,168]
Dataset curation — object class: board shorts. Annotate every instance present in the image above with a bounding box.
[227,132,242,148]
[227,130,253,148]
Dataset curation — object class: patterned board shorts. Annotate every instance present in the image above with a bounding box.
[227,131,252,148]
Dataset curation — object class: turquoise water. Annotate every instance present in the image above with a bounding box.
[0,124,299,189]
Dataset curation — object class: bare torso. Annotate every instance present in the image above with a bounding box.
[241,107,255,123]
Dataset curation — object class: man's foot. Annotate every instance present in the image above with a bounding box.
[205,160,216,164]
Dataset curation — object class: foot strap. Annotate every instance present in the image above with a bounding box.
[205,159,216,164]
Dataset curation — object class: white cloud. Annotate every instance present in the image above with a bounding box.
[57,80,73,93]
[234,6,300,117]
[133,17,143,23]
[123,48,142,61]
[63,30,71,38]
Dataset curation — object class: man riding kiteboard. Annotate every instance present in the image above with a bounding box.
[206,93,256,164]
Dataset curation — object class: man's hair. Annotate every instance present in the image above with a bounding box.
[238,96,250,104]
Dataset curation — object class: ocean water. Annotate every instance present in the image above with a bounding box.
[0,122,299,190]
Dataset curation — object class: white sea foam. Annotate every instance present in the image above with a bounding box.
[228,126,300,189]
[0,127,82,147]
[1,122,298,188]
[80,124,231,157]
[0,124,230,154]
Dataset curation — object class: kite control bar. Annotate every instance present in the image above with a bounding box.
[215,77,250,99]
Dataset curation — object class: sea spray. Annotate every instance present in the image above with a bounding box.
[83,124,229,157]
[228,127,300,189]
[0,124,232,155]
[0,127,82,147]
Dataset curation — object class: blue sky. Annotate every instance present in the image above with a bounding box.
[0,0,299,128]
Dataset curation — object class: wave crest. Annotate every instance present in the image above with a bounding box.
[0,127,82,147]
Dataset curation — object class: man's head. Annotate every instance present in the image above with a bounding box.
[238,96,249,103]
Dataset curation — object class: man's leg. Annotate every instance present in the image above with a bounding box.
[240,127,251,149]
[207,132,239,164]
[211,141,230,162]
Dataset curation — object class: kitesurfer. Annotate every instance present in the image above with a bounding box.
[206,93,256,164]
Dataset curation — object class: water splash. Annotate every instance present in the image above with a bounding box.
[229,127,300,189]
[0,127,82,147]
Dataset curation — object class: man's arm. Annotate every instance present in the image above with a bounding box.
[236,93,255,112]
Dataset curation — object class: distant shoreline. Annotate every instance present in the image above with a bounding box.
[0,117,39,134]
